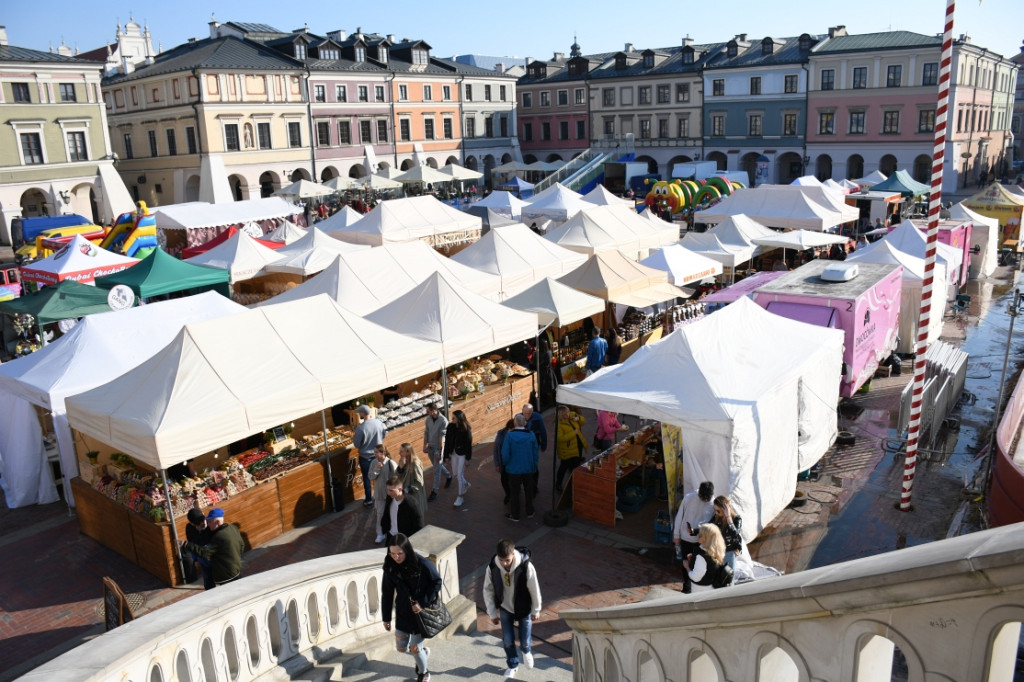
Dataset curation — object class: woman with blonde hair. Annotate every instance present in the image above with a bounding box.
[682,523,732,590]
[397,442,427,523]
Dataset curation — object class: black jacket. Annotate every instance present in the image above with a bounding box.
[692,547,730,589]
[443,422,473,460]
[487,547,535,620]
[715,515,743,553]
[382,554,442,634]
[381,496,424,537]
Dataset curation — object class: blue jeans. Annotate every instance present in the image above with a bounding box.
[498,608,532,669]
[359,456,374,502]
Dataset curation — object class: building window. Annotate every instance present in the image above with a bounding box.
[818,112,835,134]
[602,88,615,106]
[683,49,694,65]
[257,122,270,149]
[354,46,365,62]
[314,85,326,102]
[821,69,835,91]
[360,120,372,143]
[541,122,551,140]
[784,74,798,94]
[500,116,508,137]
[377,119,388,143]
[558,120,568,139]
[465,117,475,138]
[540,91,551,107]
[423,85,432,101]
[412,48,428,65]
[575,88,586,105]
[67,131,87,161]
[712,79,725,96]
[295,43,307,60]
[643,54,654,68]
[783,113,797,136]
[886,65,902,88]
[711,114,725,137]
[500,85,507,101]
[882,110,900,133]
[922,62,938,86]
[443,85,451,100]
[657,85,670,104]
[576,120,586,139]
[165,129,177,156]
[603,119,615,135]
[12,82,31,102]
[21,133,43,164]
[288,121,302,147]
[918,109,935,132]
[146,129,158,156]
[677,83,690,102]
[444,118,454,139]
[485,85,492,101]
[424,118,435,140]
[375,85,385,102]
[750,77,761,95]
[522,92,533,107]
[462,83,473,102]
[186,126,197,154]
[338,121,351,144]
[841,68,863,93]
[557,89,568,106]
[658,119,669,138]
[317,121,331,146]
[748,114,762,137]
[123,133,134,159]
[399,85,408,101]
[399,119,410,141]
[849,111,866,134]
[523,122,533,141]
[59,83,77,102]
[224,124,239,151]
[357,85,369,102]
[678,117,689,137]
[638,86,651,105]
[336,85,347,102]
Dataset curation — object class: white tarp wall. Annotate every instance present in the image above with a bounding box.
[557,297,843,541]
[0,391,59,508]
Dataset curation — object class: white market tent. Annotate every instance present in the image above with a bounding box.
[705,213,778,254]
[184,231,285,282]
[557,250,688,308]
[366,271,539,370]
[853,170,888,188]
[261,221,307,244]
[557,296,844,541]
[0,292,245,506]
[544,204,677,260]
[839,179,861,192]
[264,227,371,276]
[473,190,529,220]
[273,179,336,200]
[790,175,824,187]
[258,241,503,315]
[439,163,483,182]
[582,185,633,206]
[639,244,723,286]
[823,178,851,195]
[694,186,859,231]
[678,232,754,270]
[328,195,481,247]
[393,165,456,187]
[949,203,998,278]
[846,240,948,353]
[153,198,300,231]
[501,277,606,328]
[450,223,587,298]
[318,206,364,236]
[20,234,139,286]
[521,183,592,222]
[882,221,965,287]
[64,294,444,468]
[750,229,850,252]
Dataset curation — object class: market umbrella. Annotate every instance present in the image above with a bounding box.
[324,176,360,191]
[273,179,336,199]
[357,174,403,190]
[393,165,455,187]
[439,163,483,182]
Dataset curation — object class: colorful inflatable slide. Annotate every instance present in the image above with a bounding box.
[643,176,745,216]
[101,201,158,258]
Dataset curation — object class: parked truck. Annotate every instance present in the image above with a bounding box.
[752,260,903,397]
[671,161,720,181]
[603,161,652,195]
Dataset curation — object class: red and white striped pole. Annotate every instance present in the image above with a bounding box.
[901,0,956,511]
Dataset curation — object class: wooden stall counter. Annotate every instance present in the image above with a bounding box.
[572,429,656,527]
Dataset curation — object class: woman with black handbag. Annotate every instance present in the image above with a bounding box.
[382,534,444,682]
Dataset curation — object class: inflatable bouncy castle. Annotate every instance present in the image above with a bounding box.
[101,201,158,258]
[644,176,745,216]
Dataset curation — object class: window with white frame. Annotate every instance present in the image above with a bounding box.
[314,85,326,102]
[465,117,475,138]
[256,122,270,149]
[821,69,835,90]
[317,121,331,146]
[336,85,347,102]
[818,111,835,134]
[399,85,408,101]
[423,85,433,101]
[355,46,365,62]
[638,86,651,104]
[678,117,689,137]
[887,65,902,87]
[400,119,410,141]
[224,124,239,151]
[443,85,451,100]
[66,131,87,161]
[358,86,368,102]
[711,114,725,136]
[59,83,77,102]
[21,132,44,164]
[288,121,302,147]
[918,109,935,132]
[424,118,435,140]
[783,112,797,136]
[575,88,585,105]
[377,119,388,142]
[485,85,492,101]
[849,111,866,134]
[785,74,799,93]
[748,113,762,136]
[375,85,385,102]
[443,118,453,139]
[557,89,568,105]
[882,110,900,133]
[360,120,372,143]
[677,83,690,102]
[12,82,31,102]
[540,91,550,106]
[338,121,351,144]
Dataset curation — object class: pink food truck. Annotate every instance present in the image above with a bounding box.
[702,270,787,314]
[752,260,903,397]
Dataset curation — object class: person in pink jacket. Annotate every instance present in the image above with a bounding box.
[595,410,628,452]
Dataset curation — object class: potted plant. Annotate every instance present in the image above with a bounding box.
[85,451,100,465]
[148,506,165,523]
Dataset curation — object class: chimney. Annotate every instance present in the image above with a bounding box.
[736,34,747,42]
[387,34,395,43]
[327,30,346,42]
[553,51,565,61]
[682,37,693,47]
[209,18,220,39]
[188,37,197,43]
[828,25,847,39]
[624,42,634,52]
[495,62,505,74]
[0,26,7,47]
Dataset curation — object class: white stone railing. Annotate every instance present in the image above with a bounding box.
[18,526,471,682]
[562,522,1024,682]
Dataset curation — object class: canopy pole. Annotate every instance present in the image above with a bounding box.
[320,408,336,512]
[534,321,554,412]
[161,469,188,584]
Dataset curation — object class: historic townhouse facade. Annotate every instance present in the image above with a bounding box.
[517,47,592,163]
[0,28,129,244]
[446,58,519,184]
[1012,42,1024,166]
[703,33,817,185]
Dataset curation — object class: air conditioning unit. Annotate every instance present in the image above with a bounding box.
[821,262,858,282]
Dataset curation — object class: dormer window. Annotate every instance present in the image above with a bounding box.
[727,42,737,58]
[762,38,773,55]
[321,48,338,60]
[530,64,545,78]
[643,54,654,68]
[683,47,694,65]
[355,46,366,62]
[295,43,307,60]
[379,47,388,63]
[799,34,811,51]
[412,48,428,65]
[615,55,626,69]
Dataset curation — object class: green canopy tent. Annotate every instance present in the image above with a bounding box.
[0,279,113,348]
[870,170,931,198]
[94,247,230,300]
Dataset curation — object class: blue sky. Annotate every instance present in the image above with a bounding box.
[5,0,1021,64]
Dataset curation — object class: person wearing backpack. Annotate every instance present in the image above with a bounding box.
[682,524,733,591]
[483,539,543,678]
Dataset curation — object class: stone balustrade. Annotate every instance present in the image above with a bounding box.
[562,522,1024,682]
[18,526,472,682]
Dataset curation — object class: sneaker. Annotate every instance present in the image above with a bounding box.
[454,496,464,507]
[418,673,431,682]
[527,511,535,519]
[374,533,386,544]
[362,499,374,508]
[505,513,519,522]
[504,667,518,678]
[445,474,453,489]
[524,652,534,669]
[428,490,438,502]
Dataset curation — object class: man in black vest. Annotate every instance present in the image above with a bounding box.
[482,539,543,678]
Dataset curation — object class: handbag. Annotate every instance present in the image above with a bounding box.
[592,434,601,450]
[575,431,588,457]
[415,594,452,638]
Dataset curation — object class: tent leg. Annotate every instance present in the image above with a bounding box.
[320,409,336,512]
[543,398,570,527]
[161,469,188,585]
